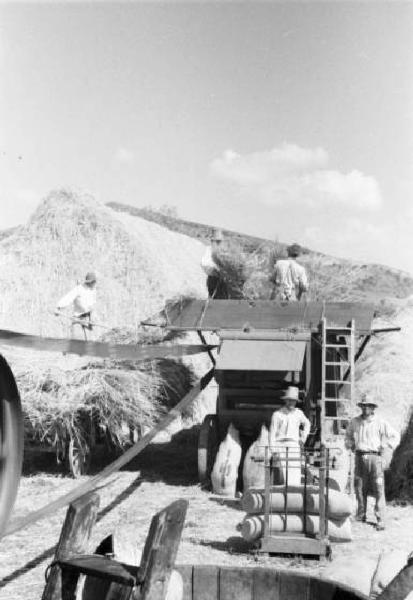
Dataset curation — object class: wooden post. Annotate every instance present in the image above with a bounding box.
[318,446,326,544]
[138,499,188,600]
[42,492,100,600]
[263,447,270,539]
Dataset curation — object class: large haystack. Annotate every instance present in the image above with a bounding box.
[0,188,207,336]
[356,299,413,434]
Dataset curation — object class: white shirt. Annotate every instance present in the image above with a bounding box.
[273,259,308,298]
[269,407,311,445]
[345,414,400,453]
[57,284,96,316]
[289,259,308,293]
[201,246,219,276]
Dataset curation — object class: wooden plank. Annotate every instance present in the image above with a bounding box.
[219,567,254,600]
[375,562,413,600]
[139,499,188,600]
[175,565,193,600]
[166,300,375,333]
[193,565,219,600]
[279,571,310,600]
[259,536,326,557]
[253,568,280,600]
[41,492,100,600]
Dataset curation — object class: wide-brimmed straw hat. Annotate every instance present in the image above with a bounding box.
[281,386,300,402]
[357,393,377,408]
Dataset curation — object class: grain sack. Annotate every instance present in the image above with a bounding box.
[241,514,352,543]
[242,425,269,491]
[242,486,352,518]
[327,438,351,492]
[323,556,378,597]
[370,550,410,599]
[211,423,242,496]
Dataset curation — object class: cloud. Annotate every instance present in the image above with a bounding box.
[210,143,381,210]
[114,147,135,164]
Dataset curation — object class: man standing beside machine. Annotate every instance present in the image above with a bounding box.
[345,395,400,530]
[269,386,311,485]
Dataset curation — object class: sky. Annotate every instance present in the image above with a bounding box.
[0,2,412,272]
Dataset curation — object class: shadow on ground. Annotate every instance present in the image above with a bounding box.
[195,536,251,555]
[23,426,200,487]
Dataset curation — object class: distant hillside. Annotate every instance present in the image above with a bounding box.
[108,201,413,308]
[108,202,277,253]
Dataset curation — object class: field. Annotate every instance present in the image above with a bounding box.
[1,432,413,600]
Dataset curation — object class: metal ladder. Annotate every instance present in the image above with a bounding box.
[320,317,355,444]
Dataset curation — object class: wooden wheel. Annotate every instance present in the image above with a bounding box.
[66,438,91,478]
[198,414,219,485]
[0,354,24,536]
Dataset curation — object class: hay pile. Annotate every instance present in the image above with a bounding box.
[387,411,413,500]
[19,362,161,450]
[356,299,413,434]
[212,241,249,299]
[0,188,206,336]
[355,298,413,500]
[18,352,193,451]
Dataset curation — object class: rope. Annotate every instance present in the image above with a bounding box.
[1,369,214,539]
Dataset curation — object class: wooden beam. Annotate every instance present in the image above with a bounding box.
[138,500,188,600]
[41,492,100,600]
[376,560,413,600]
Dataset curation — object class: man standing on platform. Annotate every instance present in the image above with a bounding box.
[200,229,228,299]
[345,395,400,530]
[269,386,311,485]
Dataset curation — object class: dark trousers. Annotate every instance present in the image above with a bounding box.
[354,452,386,522]
[207,275,229,299]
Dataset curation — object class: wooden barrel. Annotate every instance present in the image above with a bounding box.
[176,565,368,599]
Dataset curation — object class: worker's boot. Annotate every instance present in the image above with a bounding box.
[376,519,385,531]
[355,514,367,523]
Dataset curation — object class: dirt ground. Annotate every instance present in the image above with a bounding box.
[1,433,412,600]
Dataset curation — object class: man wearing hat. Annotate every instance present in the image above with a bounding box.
[200,229,228,298]
[55,271,97,340]
[345,395,400,530]
[269,386,311,485]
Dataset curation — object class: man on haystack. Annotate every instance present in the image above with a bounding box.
[269,242,308,302]
[55,271,97,340]
[345,395,400,530]
[201,229,229,299]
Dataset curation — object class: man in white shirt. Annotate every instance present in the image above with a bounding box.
[345,395,400,530]
[56,271,97,340]
[270,243,308,301]
[200,229,228,298]
[269,386,311,485]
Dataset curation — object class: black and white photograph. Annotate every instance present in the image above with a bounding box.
[0,1,412,599]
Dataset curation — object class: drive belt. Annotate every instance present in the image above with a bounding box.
[0,328,217,361]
